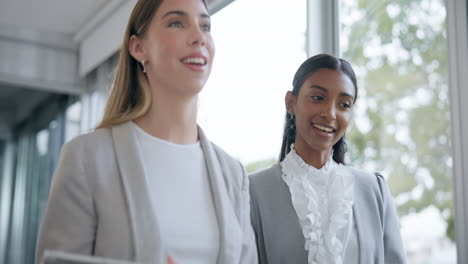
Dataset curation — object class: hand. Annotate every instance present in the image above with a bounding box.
[167,255,176,264]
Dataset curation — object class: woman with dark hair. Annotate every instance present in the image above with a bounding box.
[250,54,405,264]
[35,0,257,263]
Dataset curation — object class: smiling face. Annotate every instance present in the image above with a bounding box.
[286,68,356,161]
[130,0,215,97]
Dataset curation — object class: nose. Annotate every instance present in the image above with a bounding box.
[188,26,206,46]
[321,103,336,120]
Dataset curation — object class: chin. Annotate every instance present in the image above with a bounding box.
[188,75,208,86]
[307,142,334,153]
[180,85,204,97]
[191,81,206,92]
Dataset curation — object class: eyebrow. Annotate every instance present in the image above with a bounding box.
[310,85,355,100]
[161,10,210,20]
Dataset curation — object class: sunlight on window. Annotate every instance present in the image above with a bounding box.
[199,0,307,167]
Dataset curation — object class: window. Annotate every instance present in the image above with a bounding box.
[1,95,74,263]
[65,100,82,143]
[339,0,455,262]
[199,0,307,168]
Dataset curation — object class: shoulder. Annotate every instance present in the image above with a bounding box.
[59,127,114,166]
[64,127,112,152]
[249,163,282,186]
[249,163,284,200]
[197,126,244,174]
[347,166,381,189]
[207,142,250,195]
[210,142,244,173]
[346,165,395,211]
[51,128,115,195]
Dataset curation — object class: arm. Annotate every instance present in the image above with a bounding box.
[239,163,259,264]
[249,175,268,264]
[35,141,96,264]
[376,173,406,264]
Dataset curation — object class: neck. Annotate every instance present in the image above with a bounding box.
[135,87,199,144]
[294,143,332,169]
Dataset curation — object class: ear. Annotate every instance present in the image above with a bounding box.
[128,35,146,62]
[285,91,297,113]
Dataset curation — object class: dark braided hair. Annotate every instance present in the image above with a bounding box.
[279,54,358,164]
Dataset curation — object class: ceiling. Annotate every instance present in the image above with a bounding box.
[0,0,225,36]
[0,0,114,135]
[0,84,55,135]
[0,0,111,35]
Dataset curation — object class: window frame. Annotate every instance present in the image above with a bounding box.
[447,0,468,263]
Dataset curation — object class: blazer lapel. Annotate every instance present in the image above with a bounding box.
[198,127,242,264]
[111,122,165,263]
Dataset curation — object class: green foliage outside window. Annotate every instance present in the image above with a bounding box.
[341,0,452,240]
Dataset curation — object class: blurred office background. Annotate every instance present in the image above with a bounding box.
[0,0,467,263]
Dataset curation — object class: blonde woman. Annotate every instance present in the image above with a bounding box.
[35,0,257,263]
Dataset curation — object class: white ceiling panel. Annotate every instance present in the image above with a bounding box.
[0,0,110,34]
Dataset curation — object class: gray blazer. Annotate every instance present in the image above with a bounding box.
[249,163,406,264]
[36,121,258,264]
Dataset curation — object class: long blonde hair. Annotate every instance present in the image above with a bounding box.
[96,0,163,129]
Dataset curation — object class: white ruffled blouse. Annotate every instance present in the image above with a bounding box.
[280,146,359,264]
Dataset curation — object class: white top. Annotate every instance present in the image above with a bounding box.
[133,123,220,264]
[280,146,359,264]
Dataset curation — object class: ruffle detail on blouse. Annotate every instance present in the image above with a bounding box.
[280,146,355,264]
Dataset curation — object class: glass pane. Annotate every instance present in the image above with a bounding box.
[0,141,4,192]
[35,128,50,224]
[0,141,12,264]
[23,128,50,264]
[199,0,307,168]
[65,100,82,143]
[8,133,31,263]
[339,0,455,262]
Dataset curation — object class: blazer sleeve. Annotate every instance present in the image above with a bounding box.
[376,173,407,264]
[239,163,259,264]
[249,175,268,264]
[35,140,96,264]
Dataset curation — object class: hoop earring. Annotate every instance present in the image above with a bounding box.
[141,60,147,73]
